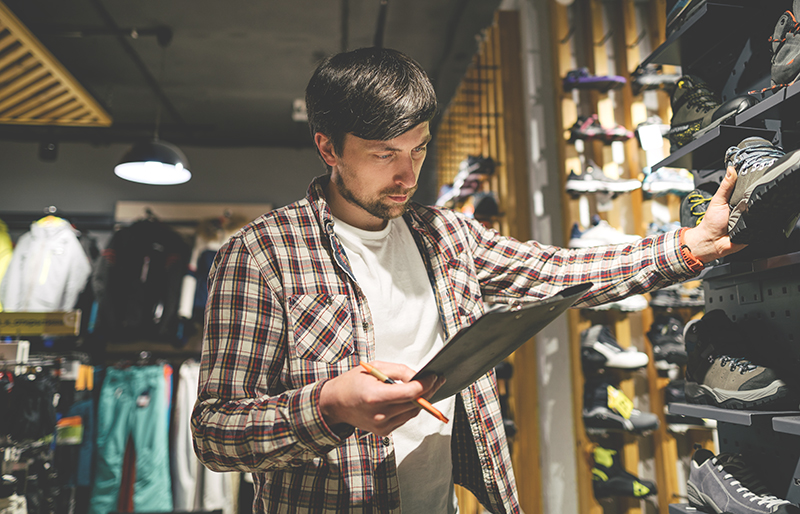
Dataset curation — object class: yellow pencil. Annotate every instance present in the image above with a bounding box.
[360,362,449,423]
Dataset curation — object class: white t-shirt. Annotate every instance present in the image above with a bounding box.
[332,216,459,514]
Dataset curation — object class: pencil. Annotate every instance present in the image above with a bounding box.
[360,362,449,423]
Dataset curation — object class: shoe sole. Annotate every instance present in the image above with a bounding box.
[728,150,800,244]
[684,380,790,409]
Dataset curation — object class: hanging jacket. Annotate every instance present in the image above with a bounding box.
[0,219,12,311]
[0,217,91,312]
[92,219,190,342]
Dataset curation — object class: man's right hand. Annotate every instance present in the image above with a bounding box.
[319,361,444,436]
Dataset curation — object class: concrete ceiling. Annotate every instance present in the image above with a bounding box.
[0,0,502,148]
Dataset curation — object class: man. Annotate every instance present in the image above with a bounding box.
[192,47,742,513]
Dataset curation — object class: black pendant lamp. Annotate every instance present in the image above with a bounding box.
[114,33,190,185]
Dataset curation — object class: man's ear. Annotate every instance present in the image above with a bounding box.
[314,133,338,168]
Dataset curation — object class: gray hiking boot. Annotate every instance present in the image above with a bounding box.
[688,449,800,513]
[684,310,792,410]
[771,1,800,87]
[666,75,757,151]
[724,137,800,244]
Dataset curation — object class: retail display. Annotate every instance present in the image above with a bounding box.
[666,0,706,35]
[584,294,649,313]
[568,114,634,144]
[568,219,641,248]
[592,446,656,500]
[630,64,680,96]
[583,380,659,434]
[565,159,641,196]
[641,167,695,197]
[435,155,496,207]
[684,310,794,410]
[724,136,800,244]
[646,316,688,368]
[0,216,92,313]
[665,75,757,151]
[649,281,705,308]
[580,324,649,371]
[770,4,800,88]
[562,68,626,92]
[688,449,800,514]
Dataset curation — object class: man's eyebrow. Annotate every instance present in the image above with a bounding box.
[367,134,432,152]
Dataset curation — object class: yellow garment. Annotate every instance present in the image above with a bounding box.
[75,364,94,391]
[0,219,12,312]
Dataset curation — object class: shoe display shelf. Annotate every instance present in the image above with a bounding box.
[640,1,749,75]
[667,504,700,514]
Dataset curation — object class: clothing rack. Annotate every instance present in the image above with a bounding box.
[0,210,204,231]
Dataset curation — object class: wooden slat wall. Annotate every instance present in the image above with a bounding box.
[0,1,111,127]
[436,11,537,514]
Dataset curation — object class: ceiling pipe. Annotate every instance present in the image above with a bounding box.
[373,0,388,48]
[87,0,189,139]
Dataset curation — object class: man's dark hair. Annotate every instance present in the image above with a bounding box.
[305,47,438,160]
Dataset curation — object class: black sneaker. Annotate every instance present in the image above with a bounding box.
[724,137,800,244]
[666,75,757,151]
[583,380,660,434]
[649,281,705,308]
[680,184,716,228]
[569,114,634,144]
[771,3,800,87]
[688,449,800,514]
[646,316,688,368]
[565,159,642,196]
[592,446,657,499]
[581,325,649,371]
[684,310,793,410]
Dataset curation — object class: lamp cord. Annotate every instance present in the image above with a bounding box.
[154,45,166,141]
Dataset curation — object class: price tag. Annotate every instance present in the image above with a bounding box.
[607,385,633,419]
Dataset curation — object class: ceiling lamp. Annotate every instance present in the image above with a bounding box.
[114,29,190,185]
[114,139,191,185]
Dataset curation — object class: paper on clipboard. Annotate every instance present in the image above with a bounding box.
[413,282,592,404]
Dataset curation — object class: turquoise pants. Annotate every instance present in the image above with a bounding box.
[89,365,173,514]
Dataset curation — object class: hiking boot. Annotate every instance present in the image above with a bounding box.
[680,184,716,227]
[592,446,657,499]
[666,75,757,151]
[646,316,688,368]
[724,137,800,244]
[563,68,626,92]
[581,325,649,371]
[565,159,641,196]
[583,380,660,434]
[569,114,634,144]
[684,310,792,410]
[688,448,800,513]
[771,3,800,87]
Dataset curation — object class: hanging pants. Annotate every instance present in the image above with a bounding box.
[89,365,172,514]
[172,360,234,514]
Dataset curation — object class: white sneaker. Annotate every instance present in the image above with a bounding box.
[569,220,641,248]
[581,325,649,370]
[587,294,649,312]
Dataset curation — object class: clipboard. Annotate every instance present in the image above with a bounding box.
[413,282,593,404]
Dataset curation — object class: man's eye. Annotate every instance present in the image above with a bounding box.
[413,146,427,154]
[377,154,392,159]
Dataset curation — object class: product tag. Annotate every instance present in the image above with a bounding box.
[606,385,633,419]
[136,392,150,408]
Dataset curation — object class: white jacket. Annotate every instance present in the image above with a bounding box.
[0,217,92,312]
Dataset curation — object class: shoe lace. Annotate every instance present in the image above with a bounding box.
[682,81,718,113]
[686,191,711,225]
[714,454,791,507]
[724,143,784,173]
[717,356,756,373]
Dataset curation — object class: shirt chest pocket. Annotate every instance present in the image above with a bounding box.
[447,253,484,324]
[288,294,355,363]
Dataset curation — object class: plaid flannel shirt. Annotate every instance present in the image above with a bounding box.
[192,176,699,513]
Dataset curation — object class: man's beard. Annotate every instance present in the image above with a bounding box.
[332,170,417,220]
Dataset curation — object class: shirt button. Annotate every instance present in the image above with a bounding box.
[362,322,369,331]
[325,297,333,305]
[382,437,391,446]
